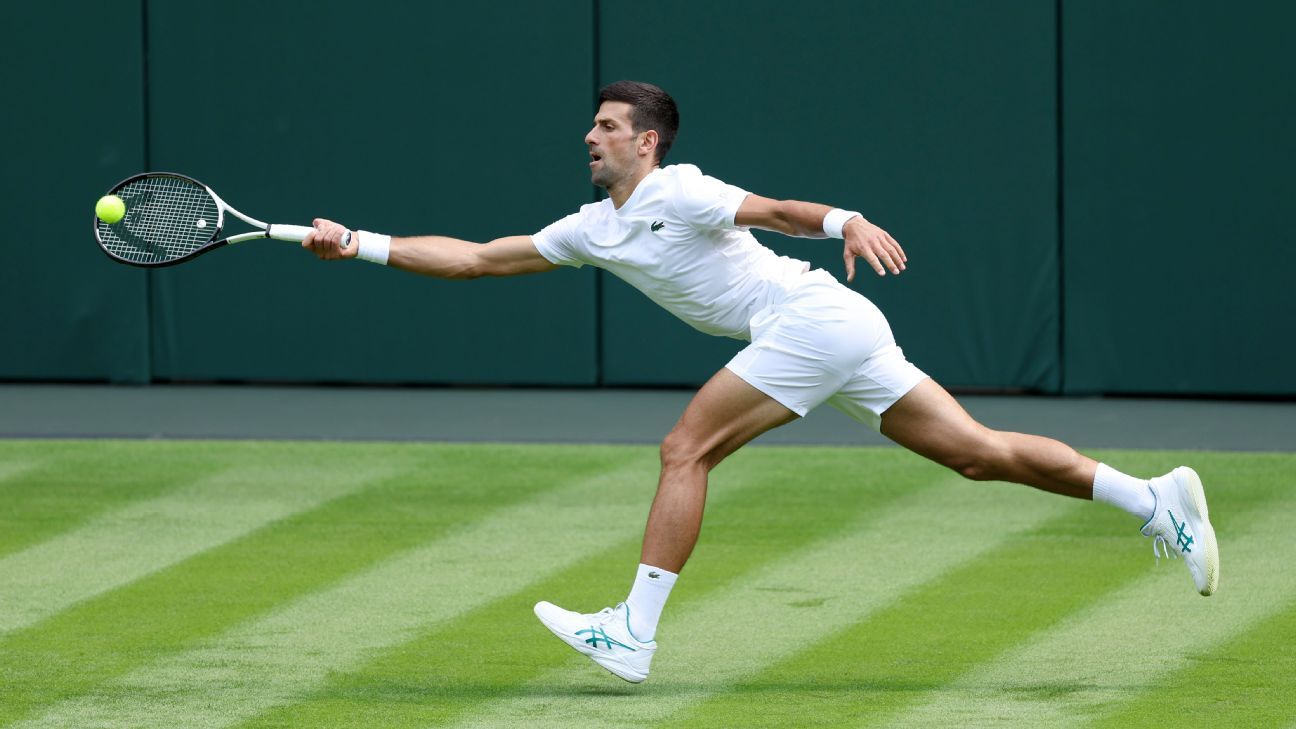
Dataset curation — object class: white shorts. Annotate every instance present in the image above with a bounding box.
[726,270,928,430]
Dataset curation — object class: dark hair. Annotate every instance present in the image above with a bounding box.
[598,80,680,164]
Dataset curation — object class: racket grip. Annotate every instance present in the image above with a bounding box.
[265,224,314,242]
[267,225,350,249]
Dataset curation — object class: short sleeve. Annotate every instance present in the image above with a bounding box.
[532,211,586,268]
[670,166,751,230]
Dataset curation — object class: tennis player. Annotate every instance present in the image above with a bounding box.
[303,80,1219,684]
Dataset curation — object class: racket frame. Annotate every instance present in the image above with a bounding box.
[93,171,341,268]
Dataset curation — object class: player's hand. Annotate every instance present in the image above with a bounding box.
[302,218,357,260]
[843,217,906,281]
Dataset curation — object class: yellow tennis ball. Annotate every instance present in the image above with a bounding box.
[95,195,125,224]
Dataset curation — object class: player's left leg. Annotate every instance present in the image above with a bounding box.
[879,378,1097,497]
[878,378,1218,596]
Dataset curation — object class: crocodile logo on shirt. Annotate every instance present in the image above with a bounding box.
[651,220,666,232]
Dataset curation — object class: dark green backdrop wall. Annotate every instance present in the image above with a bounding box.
[145,2,598,385]
[4,1,1292,395]
[1061,1,1295,395]
[2,3,149,382]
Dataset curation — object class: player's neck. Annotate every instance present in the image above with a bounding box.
[607,165,659,209]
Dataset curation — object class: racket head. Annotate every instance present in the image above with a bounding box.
[93,172,227,268]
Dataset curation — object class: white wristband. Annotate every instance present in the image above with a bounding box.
[822,208,863,239]
[354,231,391,265]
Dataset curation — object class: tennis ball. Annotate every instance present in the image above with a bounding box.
[95,195,125,224]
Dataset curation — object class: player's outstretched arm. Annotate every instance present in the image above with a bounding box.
[734,195,906,281]
[301,218,558,279]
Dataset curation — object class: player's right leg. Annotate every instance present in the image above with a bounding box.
[877,378,1218,596]
[535,367,799,682]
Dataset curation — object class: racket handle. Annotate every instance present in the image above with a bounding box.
[266,225,351,249]
[266,224,314,241]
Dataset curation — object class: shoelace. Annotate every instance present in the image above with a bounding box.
[1152,534,1181,563]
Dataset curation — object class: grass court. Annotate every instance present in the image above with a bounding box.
[0,439,1292,727]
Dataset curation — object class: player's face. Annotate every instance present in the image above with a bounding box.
[585,102,643,188]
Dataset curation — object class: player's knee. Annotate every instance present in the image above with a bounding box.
[659,430,708,473]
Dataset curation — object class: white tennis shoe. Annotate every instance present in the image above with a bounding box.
[534,601,655,683]
[1141,466,1219,596]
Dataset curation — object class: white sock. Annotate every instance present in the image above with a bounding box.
[1092,463,1156,522]
[624,563,677,642]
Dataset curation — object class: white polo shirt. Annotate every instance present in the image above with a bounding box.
[532,164,811,340]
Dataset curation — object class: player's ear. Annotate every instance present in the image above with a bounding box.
[639,129,659,159]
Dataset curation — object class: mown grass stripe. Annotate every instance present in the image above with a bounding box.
[887,501,1296,727]
[10,456,662,729]
[0,458,39,483]
[7,445,1287,727]
[674,452,1296,728]
[670,526,1150,727]
[1090,600,1296,728]
[0,444,627,726]
[0,441,229,559]
[0,455,406,634]
[233,448,938,728]
[675,453,1295,728]
[444,479,1076,729]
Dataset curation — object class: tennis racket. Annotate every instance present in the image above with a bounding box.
[93,171,348,268]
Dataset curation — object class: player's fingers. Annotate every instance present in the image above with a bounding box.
[864,249,885,276]
[306,220,332,254]
[879,235,902,268]
[872,243,897,275]
[880,239,903,273]
[308,233,333,258]
[319,224,345,256]
[888,234,907,264]
[890,248,905,273]
[844,251,856,283]
[313,219,339,249]
[875,245,899,275]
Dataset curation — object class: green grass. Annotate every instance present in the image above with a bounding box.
[0,440,1291,728]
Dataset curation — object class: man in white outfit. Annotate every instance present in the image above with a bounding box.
[304,80,1218,684]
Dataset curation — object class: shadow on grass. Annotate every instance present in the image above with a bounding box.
[315,675,1109,703]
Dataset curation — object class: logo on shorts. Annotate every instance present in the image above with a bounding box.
[651,220,665,232]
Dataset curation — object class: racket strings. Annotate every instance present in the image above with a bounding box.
[97,176,220,264]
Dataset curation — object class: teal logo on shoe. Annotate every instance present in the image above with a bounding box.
[577,626,635,651]
[1169,510,1194,553]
